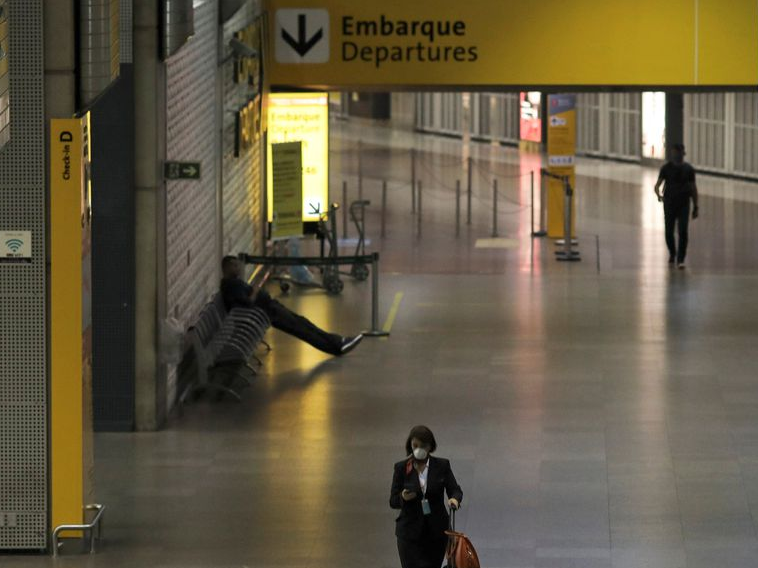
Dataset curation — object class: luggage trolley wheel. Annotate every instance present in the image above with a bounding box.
[351,262,369,282]
[323,273,344,295]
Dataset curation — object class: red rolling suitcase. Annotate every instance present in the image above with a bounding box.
[445,508,480,568]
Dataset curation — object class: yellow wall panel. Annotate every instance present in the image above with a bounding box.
[698,0,758,85]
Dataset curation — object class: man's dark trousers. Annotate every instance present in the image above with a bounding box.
[254,290,342,355]
[664,201,690,263]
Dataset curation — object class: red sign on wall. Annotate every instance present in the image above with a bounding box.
[519,92,542,143]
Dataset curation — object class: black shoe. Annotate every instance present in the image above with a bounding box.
[339,334,364,356]
[669,255,676,264]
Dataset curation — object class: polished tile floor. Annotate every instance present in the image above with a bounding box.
[8,121,758,567]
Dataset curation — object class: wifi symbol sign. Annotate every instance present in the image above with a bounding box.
[5,239,24,253]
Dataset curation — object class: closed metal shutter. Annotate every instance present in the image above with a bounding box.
[607,93,641,159]
[390,92,415,128]
[472,93,518,144]
[164,0,219,406]
[416,92,462,136]
[577,93,602,155]
[417,92,517,143]
[0,0,47,550]
[577,93,641,161]
[733,93,758,177]
[685,93,727,172]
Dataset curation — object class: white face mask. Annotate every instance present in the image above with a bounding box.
[413,447,428,461]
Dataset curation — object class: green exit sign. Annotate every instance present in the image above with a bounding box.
[164,161,201,180]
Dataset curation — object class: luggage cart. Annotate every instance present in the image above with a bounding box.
[274,203,344,295]
[341,200,371,282]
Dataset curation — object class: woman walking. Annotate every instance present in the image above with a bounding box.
[390,425,463,568]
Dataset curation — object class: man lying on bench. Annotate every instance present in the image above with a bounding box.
[220,256,364,356]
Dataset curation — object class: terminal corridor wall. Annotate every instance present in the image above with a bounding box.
[0,0,47,550]
[221,1,263,257]
[164,0,221,407]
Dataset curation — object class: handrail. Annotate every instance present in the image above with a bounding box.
[52,503,106,556]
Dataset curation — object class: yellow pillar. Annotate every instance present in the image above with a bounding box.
[50,114,94,538]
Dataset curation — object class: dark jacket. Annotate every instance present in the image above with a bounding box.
[220,277,273,312]
[390,456,463,541]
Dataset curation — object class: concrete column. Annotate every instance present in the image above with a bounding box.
[665,92,684,149]
[43,0,76,118]
[133,0,167,430]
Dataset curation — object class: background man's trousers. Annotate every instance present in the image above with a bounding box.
[665,201,690,263]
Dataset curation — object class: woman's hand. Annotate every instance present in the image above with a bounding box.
[401,490,417,502]
[449,498,460,510]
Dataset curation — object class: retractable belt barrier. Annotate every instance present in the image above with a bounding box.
[238,252,390,338]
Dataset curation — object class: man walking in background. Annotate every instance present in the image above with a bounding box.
[654,143,700,269]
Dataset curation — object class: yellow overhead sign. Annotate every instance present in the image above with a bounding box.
[266,92,329,222]
[266,0,758,88]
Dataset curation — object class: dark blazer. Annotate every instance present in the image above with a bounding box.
[390,456,463,541]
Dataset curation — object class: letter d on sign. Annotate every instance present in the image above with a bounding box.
[59,131,73,143]
[342,42,358,61]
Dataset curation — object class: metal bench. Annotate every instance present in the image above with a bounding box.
[179,291,271,404]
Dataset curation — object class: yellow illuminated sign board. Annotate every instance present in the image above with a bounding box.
[266,92,329,222]
[266,0,758,88]
[271,141,304,239]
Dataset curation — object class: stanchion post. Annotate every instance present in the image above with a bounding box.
[556,177,580,262]
[492,179,499,238]
[563,178,571,257]
[540,175,548,235]
[455,180,461,238]
[342,181,348,239]
[363,252,390,337]
[381,181,387,238]
[411,148,416,214]
[417,181,423,239]
[532,170,547,237]
[466,156,473,225]
[530,170,535,235]
[358,140,364,201]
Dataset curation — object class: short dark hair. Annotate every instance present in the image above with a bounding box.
[405,425,437,456]
[672,143,686,153]
[221,255,238,270]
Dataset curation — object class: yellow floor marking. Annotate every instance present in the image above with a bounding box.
[380,292,404,340]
